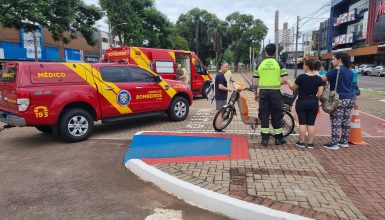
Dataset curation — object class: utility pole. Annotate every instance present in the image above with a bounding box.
[108,23,113,48]
[33,22,39,62]
[294,16,300,78]
[317,41,321,60]
[249,47,252,72]
[33,31,38,62]
[252,47,255,71]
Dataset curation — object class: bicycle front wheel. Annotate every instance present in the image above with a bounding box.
[213,107,234,131]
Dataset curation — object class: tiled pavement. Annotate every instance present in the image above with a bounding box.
[242,70,385,121]
[153,136,385,220]
[1,72,384,219]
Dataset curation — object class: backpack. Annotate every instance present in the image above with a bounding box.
[206,81,215,103]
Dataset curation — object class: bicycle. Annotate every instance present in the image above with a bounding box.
[213,81,296,137]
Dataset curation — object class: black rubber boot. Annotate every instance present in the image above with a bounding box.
[261,134,270,147]
[274,134,287,145]
[275,138,287,145]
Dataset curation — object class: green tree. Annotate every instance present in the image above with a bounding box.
[100,0,184,49]
[100,0,145,46]
[0,0,103,46]
[176,8,218,64]
[208,18,228,70]
[170,33,189,50]
[222,48,234,64]
[226,12,267,71]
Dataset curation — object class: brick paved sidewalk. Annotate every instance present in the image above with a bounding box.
[150,135,385,220]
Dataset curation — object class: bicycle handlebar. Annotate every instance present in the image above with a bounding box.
[246,87,255,92]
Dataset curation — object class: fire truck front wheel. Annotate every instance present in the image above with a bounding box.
[59,108,94,142]
[168,96,189,121]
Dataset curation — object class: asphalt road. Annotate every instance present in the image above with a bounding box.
[356,74,385,92]
[287,69,385,92]
[243,69,385,93]
[0,136,228,220]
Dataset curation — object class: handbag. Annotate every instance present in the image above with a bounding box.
[321,68,340,114]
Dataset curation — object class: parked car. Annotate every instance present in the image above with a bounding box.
[358,64,368,74]
[369,66,385,77]
[366,66,378,76]
[0,62,193,142]
[375,66,385,77]
[362,64,376,76]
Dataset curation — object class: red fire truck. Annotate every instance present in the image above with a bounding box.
[103,47,212,97]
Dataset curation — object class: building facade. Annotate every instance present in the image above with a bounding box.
[312,30,320,58]
[318,18,331,58]
[97,30,122,59]
[0,25,121,63]
[279,22,294,53]
[324,0,385,65]
[302,33,313,56]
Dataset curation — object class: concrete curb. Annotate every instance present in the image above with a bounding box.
[126,159,312,220]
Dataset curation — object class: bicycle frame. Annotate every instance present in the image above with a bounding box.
[214,88,296,135]
[223,89,260,127]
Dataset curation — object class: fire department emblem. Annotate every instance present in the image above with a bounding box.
[117,90,131,106]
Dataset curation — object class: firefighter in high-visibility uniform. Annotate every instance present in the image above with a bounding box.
[254,44,289,146]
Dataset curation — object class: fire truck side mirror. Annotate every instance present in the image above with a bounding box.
[155,75,162,83]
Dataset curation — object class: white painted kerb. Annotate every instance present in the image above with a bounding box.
[126,159,312,220]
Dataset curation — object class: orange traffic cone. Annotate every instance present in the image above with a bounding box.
[348,104,366,145]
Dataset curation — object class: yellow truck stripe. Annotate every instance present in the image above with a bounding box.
[168,51,176,60]
[64,63,132,114]
[131,47,151,67]
[202,75,210,81]
[130,48,177,98]
[63,63,96,89]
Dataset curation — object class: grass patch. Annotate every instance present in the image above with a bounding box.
[360,88,385,97]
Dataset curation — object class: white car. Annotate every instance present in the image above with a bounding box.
[368,66,385,77]
[361,64,376,75]
[358,64,368,74]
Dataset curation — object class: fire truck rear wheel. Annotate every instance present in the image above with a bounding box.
[168,96,189,121]
[59,108,94,142]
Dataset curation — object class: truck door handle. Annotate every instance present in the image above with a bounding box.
[105,87,113,90]
[136,86,143,89]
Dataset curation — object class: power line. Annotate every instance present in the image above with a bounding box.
[300,7,331,28]
[300,2,332,27]
[302,1,331,18]
[300,17,330,19]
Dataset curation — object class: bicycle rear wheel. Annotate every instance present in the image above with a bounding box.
[282,111,295,137]
[213,107,234,131]
[269,111,295,137]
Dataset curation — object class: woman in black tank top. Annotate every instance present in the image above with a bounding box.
[287,59,324,149]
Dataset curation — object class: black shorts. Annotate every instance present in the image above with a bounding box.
[295,98,319,125]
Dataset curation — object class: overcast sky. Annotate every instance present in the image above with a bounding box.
[85,0,330,44]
